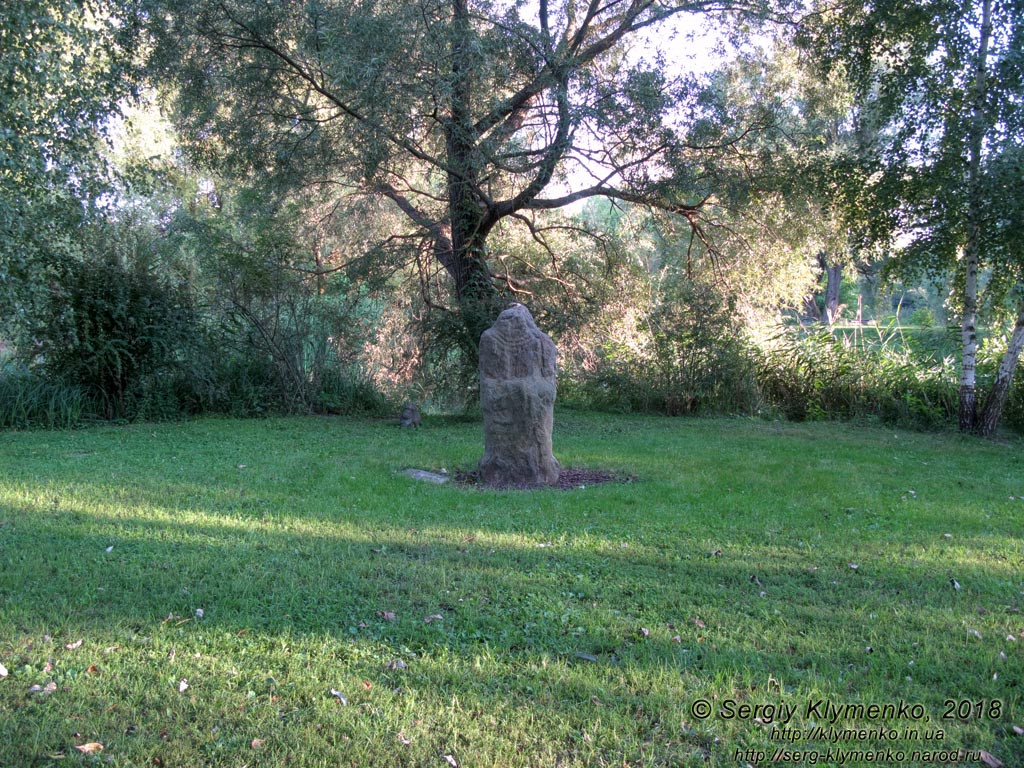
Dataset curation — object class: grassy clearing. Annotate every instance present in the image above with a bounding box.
[0,413,1022,767]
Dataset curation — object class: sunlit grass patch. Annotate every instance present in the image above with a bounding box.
[0,414,1021,766]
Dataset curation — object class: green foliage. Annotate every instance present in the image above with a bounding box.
[28,256,195,420]
[804,0,1024,432]
[0,364,86,429]
[1005,378,1024,431]
[758,325,958,429]
[910,307,937,328]
[563,279,760,416]
[160,188,390,417]
[142,0,808,354]
[0,0,139,335]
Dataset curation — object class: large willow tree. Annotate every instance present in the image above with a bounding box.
[146,0,778,353]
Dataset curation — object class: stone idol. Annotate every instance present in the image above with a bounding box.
[478,303,560,487]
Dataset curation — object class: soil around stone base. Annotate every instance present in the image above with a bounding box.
[454,467,635,491]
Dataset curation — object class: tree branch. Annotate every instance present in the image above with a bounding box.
[211,1,448,174]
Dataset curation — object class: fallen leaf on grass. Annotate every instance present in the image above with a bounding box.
[423,614,443,624]
[251,738,265,749]
[65,639,83,650]
[386,659,408,671]
[75,743,103,754]
[672,635,682,643]
[86,665,100,675]
[980,751,1003,768]
[692,618,706,629]
[377,611,397,622]
[30,682,56,695]
[397,733,411,746]
[361,681,373,691]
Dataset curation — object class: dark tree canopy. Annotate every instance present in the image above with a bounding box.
[146,0,779,351]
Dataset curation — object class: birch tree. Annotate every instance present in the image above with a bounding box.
[805,0,1024,434]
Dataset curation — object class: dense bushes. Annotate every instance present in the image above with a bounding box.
[757,326,959,429]
[0,210,396,427]
[560,280,761,415]
[29,257,195,419]
[0,364,87,429]
[1,201,1019,434]
[560,316,964,431]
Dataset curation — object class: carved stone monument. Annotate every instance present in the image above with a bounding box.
[478,303,560,487]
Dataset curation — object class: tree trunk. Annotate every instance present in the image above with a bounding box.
[453,237,504,353]
[812,253,843,325]
[803,293,823,322]
[959,0,992,433]
[960,261,980,432]
[443,0,504,353]
[823,261,843,325]
[978,301,1024,437]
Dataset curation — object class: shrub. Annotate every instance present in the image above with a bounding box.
[757,325,958,429]
[0,365,87,429]
[562,280,761,415]
[28,257,196,420]
[316,363,392,416]
[910,307,936,328]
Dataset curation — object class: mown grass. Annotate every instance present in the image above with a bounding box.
[0,413,1021,767]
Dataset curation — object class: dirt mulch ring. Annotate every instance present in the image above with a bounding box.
[454,467,636,491]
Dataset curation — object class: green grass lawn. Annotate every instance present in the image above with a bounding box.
[0,413,1021,767]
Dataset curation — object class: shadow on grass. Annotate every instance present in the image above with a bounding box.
[1,415,1022,766]
[1,492,1019,679]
